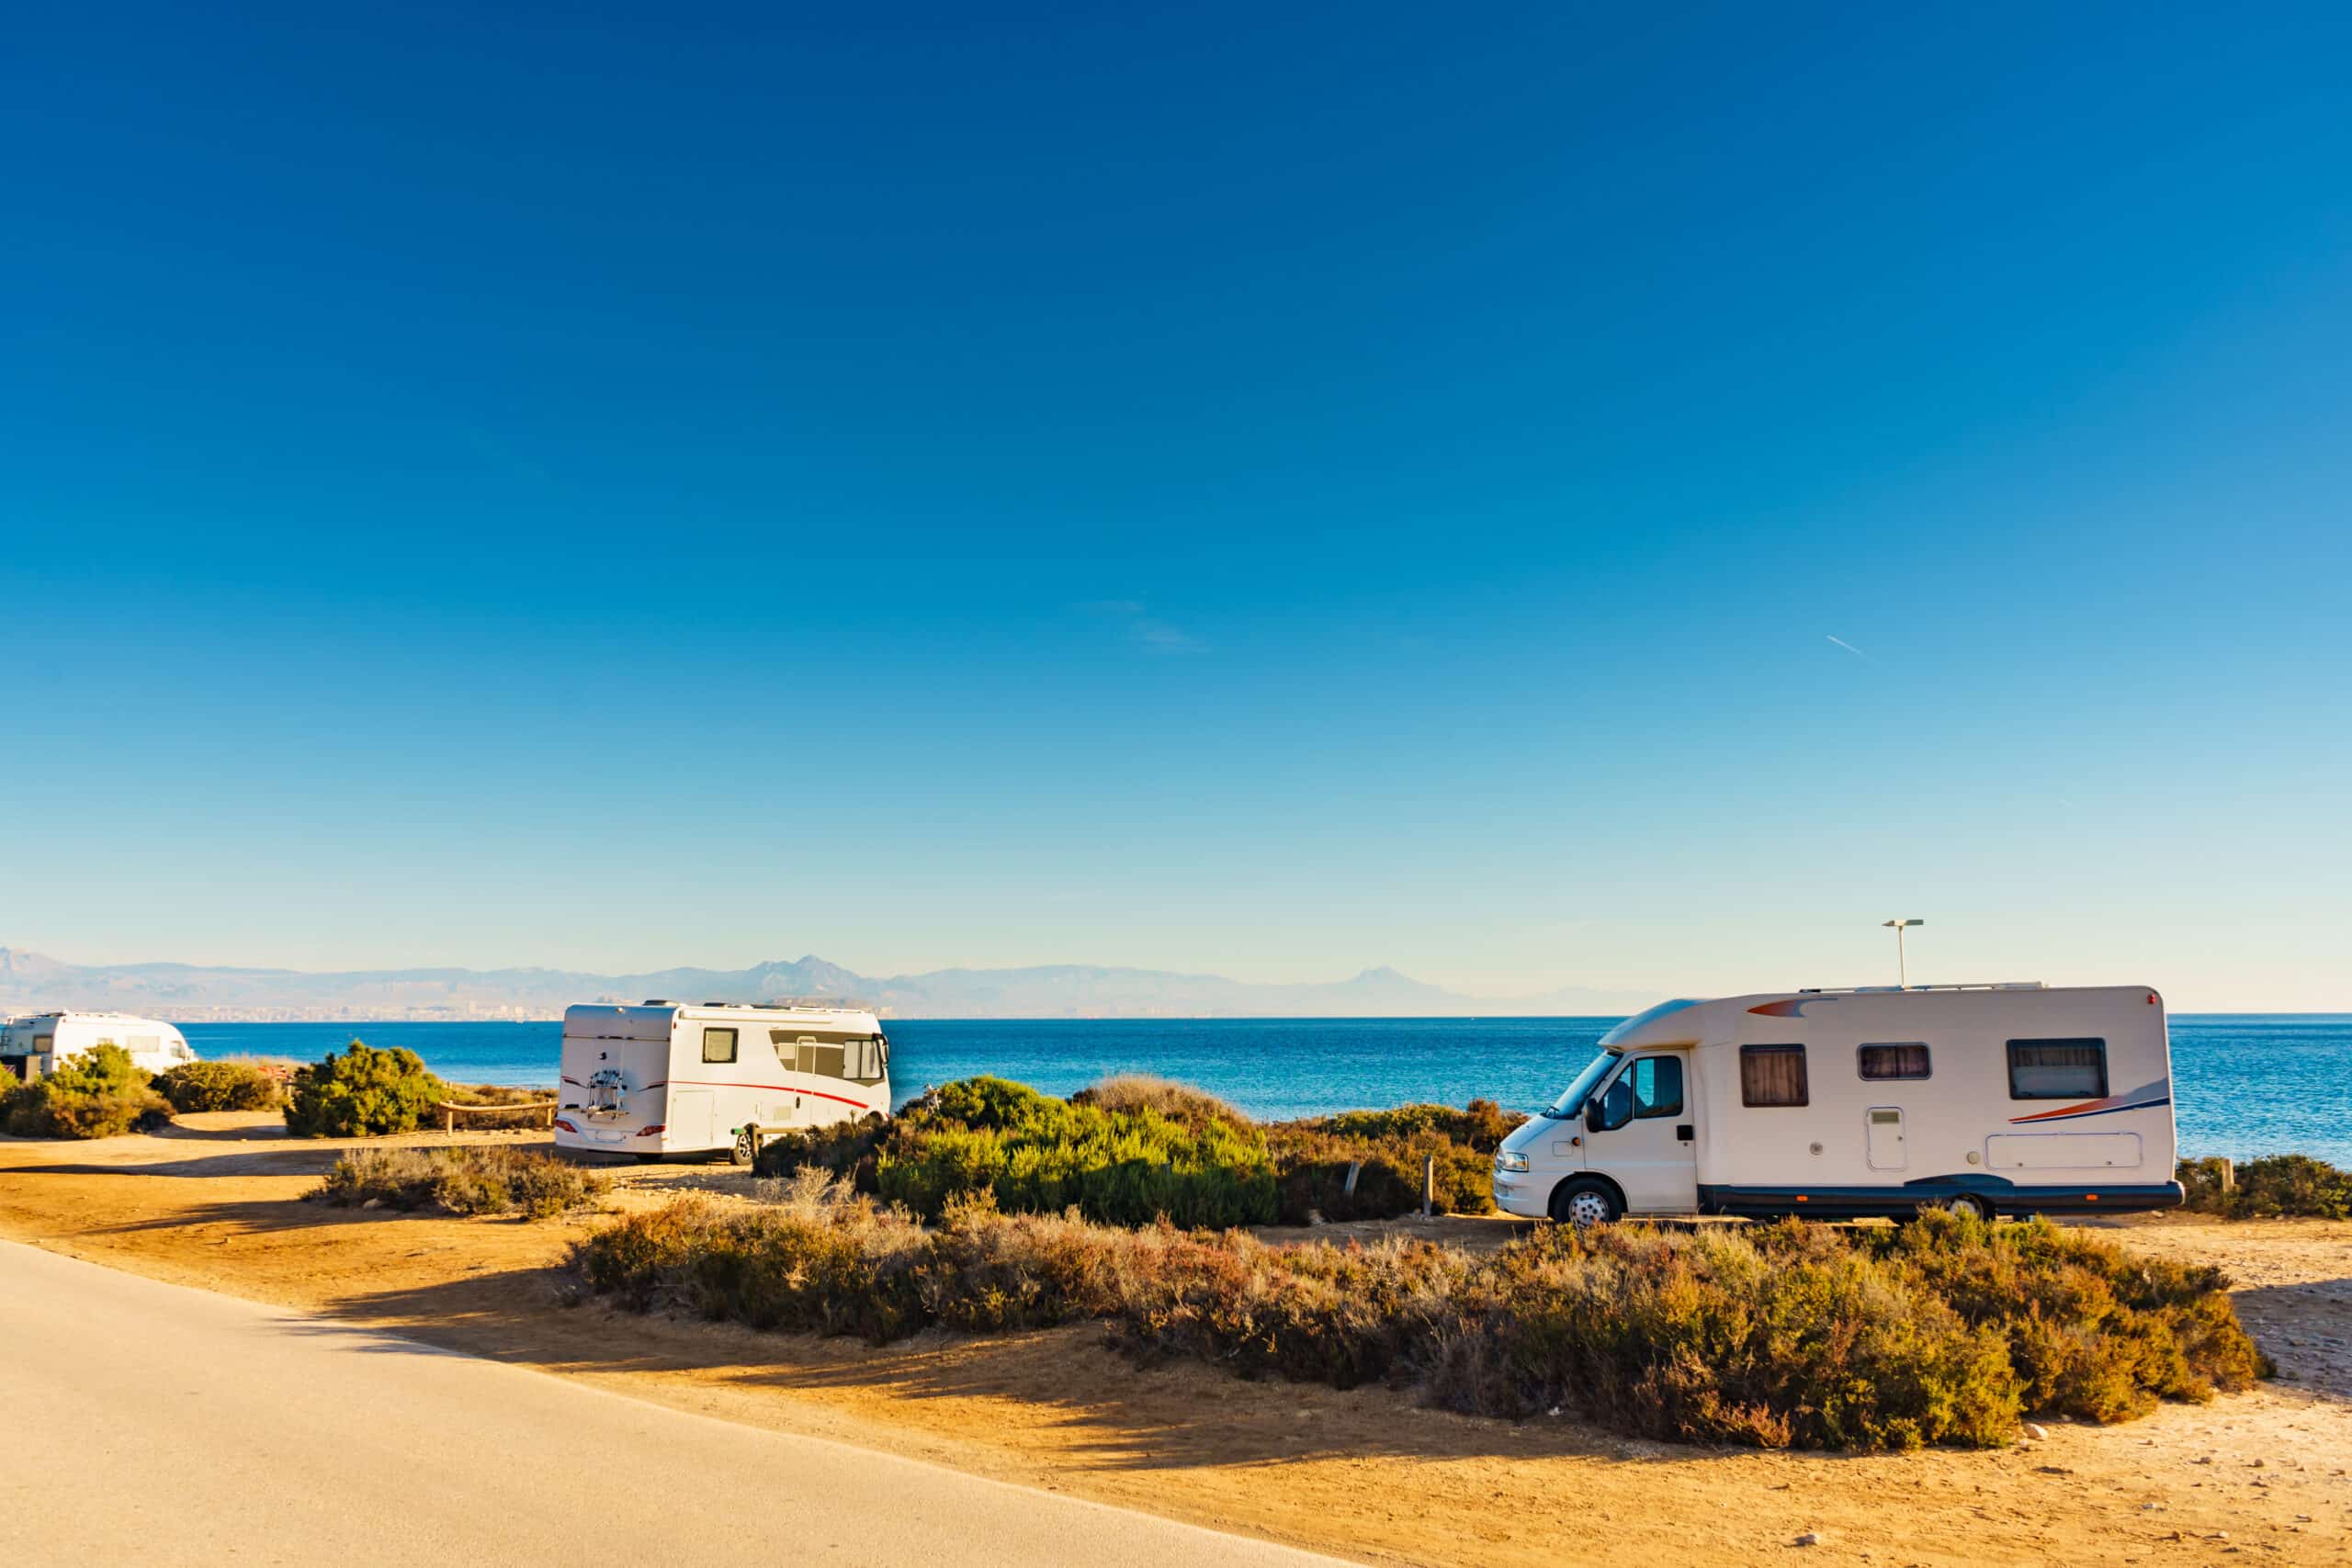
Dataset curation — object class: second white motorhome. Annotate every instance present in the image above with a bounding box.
[1494,983,2183,1224]
[553,1000,891,1163]
[1,1011,197,1081]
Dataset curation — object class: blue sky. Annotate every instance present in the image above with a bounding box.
[5,3,2347,1008]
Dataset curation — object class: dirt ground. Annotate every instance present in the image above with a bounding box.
[2,1116,2346,1567]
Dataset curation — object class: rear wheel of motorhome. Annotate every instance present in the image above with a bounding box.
[1941,1193,1995,1221]
[729,1128,755,1166]
[1550,1178,1622,1228]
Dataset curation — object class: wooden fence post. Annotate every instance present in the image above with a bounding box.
[1422,1154,1435,1218]
[2219,1158,2234,1194]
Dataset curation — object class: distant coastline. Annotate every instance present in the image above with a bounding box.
[0,947,1661,1022]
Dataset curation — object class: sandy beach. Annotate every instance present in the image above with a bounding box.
[2,1116,2346,1567]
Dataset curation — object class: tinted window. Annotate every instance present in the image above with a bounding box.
[1633,1055,1683,1117]
[700,1026,738,1065]
[1740,1044,1808,1107]
[1858,1043,1931,1081]
[2007,1038,2108,1100]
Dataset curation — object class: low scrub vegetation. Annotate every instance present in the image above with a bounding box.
[312,1146,608,1218]
[2177,1155,2351,1220]
[156,1058,284,1113]
[752,1076,1521,1227]
[578,1180,2266,1451]
[2,1044,171,1139]
[1069,1074,1251,1130]
[1264,1100,1523,1224]
[758,1076,1279,1227]
[282,1041,447,1137]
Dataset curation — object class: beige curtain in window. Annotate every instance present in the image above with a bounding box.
[1741,1046,1808,1106]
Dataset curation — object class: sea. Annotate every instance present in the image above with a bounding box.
[175,1013,2352,1167]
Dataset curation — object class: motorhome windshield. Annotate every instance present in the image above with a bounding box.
[1542,1049,1622,1118]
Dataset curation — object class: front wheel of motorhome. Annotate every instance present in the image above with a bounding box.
[1550,1179,1622,1229]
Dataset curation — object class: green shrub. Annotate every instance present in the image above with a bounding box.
[1423,1219,2025,1448]
[1851,1209,2273,1422]
[758,1076,1279,1229]
[312,1146,608,1218]
[1265,1100,1525,1223]
[155,1058,284,1113]
[751,1112,890,1185]
[752,1076,1517,1229]
[283,1041,447,1137]
[2177,1156,2351,1221]
[2,1044,170,1139]
[1308,1100,1522,1152]
[1069,1076,1251,1131]
[575,1179,2266,1451]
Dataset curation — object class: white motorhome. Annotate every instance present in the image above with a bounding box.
[1,1011,197,1081]
[1494,984,2184,1224]
[553,1000,891,1164]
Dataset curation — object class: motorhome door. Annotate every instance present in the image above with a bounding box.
[669,1089,715,1150]
[1583,1051,1699,1213]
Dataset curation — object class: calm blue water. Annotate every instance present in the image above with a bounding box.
[176,1014,2352,1165]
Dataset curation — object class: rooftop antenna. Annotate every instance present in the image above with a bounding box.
[1882,918,1924,987]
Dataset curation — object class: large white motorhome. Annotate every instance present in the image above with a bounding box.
[553,1000,892,1164]
[1,1011,196,1081]
[1494,983,2183,1224]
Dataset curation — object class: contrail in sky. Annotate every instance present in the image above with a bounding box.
[1826,635,1868,660]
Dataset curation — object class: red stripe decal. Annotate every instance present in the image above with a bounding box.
[667,1079,872,1110]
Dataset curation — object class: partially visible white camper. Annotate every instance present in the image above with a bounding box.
[553,1001,892,1164]
[1,1011,197,1081]
[1494,983,2183,1224]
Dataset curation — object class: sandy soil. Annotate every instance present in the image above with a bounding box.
[2,1115,2346,1567]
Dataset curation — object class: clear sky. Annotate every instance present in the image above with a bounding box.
[5,4,2347,1010]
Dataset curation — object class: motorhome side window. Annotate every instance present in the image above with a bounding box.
[1857,1043,1931,1080]
[1739,1044,1808,1107]
[772,1032,846,1078]
[2007,1038,2108,1100]
[700,1027,738,1065]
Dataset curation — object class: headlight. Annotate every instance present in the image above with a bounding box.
[1495,1151,1530,1173]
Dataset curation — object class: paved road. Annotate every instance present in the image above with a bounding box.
[0,1242,1354,1567]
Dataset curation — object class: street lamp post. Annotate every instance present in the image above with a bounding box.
[1883,919,1924,987]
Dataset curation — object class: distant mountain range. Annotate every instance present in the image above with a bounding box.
[0,948,1659,1021]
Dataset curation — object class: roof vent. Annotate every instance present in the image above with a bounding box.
[642,998,671,1006]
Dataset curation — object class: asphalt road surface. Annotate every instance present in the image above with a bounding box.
[0,1241,1355,1567]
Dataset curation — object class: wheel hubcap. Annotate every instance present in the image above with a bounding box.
[1567,1191,1611,1227]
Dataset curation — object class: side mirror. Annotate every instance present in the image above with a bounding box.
[1584,1098,1603,1134]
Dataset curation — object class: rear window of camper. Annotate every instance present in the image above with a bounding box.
[1858,1043,1931,1080]
[701,1027,739,1064]
[2006,1038,2108,1100]
[1739,1044,1808,1107]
